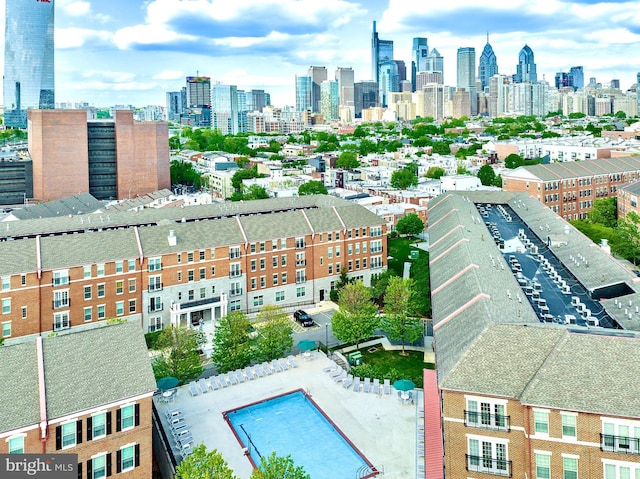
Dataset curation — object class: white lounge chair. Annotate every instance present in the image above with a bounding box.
[254,365,264,378]
[228,372,237,385]
[271,360,282,372]
[363,377,371,393]
[323,360,337,372]
[279,358,289,371]
[236,369,245,383]
[343,374,353,389]
[262,362,273,375]
[189,381,199,396]
[352,377,361,392]
[288,355,299,368]
[372,378,381,395]
[166,408,182,419]
[198,378,209,393]
[383,379,391,395]
[329,367,344,379]
[209,377,219,391]
[218,373,228,387]
[334,370,347,382]
[244,367,256,380]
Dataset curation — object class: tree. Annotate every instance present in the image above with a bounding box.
[425,166,445,179]
[231,166,259,190]
[169,135,181,150]
[331,281,379,349]
[477,164,498,186]
[504,153,524,169]
[588,197,617,228]
[410,251,431,317]
[382,277,424,355]
[431,141,451,155]
[210,312,253,373]
[298,180,328,196]
[170,160,204,188]
[253,305,293,363]
[395,213,424,236]
[250,452,310,479]
[236,156,251,169]
[390,168,418,189]
[615,212,640,264]
[336,151,360,169]
[152,326,205,384]
[176,444,238,479]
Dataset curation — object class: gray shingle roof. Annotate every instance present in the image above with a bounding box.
[0,238,38,275]
[0,341,40,432]
[505,156,640,182]
[7,193,104,220]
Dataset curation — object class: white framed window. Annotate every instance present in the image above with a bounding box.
[254,296,264,307]
[563,456,578,479]
[92,453,107,479]
[53,270,69,286]
[229,246,241,259]
[116,301,124,316]
[97,263,105,276]
[128,279,136,293]
[148,317,163,333]
[7,435,24,454]
[61,422,77,449]
[120,444,136,472]
[562,412,577,439]
[84,265,92,278]
[128,259,135,271]
[272,274,278,286]
[53,312,70,331]
[281,254,287,266]
[2,298,11,314]
[97,283,105,298]
[120,404,135,430]
[149,296,162,312]
[229,300,241,311]
[84,286,92,300]
[2,321,11,338]
[116,280,124,294]
[602,418,640,454]
[1,277,10,290]
[535,452,551,479]
[465,396,509,431]
[296,287,305,298]
[603,460,640,479]
[53,289,69,309]
[276,291,285,302]
[282,272,287,284]
[21,306,27,319]
[148,275,162,292]
[148,257,162,272]
[534,409,549,435]
[91,412,107,440]
[115,261,123,273]
[97,305,106,320]
[230,263,242,278]
[84,307,92,322]
[467,436,509,477]
[328,247,333,259]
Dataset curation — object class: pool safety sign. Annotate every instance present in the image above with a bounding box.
[1,455,77,479]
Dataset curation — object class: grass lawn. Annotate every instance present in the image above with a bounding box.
[356,344,434,388]
[387,236,421,276]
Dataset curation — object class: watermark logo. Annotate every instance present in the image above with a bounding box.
[1,455,76,479]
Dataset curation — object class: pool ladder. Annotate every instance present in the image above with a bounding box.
[356,465,378,477]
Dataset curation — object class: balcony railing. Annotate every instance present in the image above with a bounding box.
[466,455,512,477]
[52,278,69,287]
[229,289,243,297]
[53,321,70,332]
[370,263,383,270]
[601,434,640,455]
[295,242,305,250]
[296,277,307,284]
[464,411,511,432]
[52,299,71,309]
[178,296,221,310]
[296,260,306,266]
[148,303,163,313]
[229,271,242,278]
[148,283,163,292]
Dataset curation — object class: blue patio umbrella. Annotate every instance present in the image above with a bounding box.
[297,339,317,351]
[393,379,416,392]
[156,376,180,390]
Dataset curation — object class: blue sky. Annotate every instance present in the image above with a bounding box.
[2,0,639,108]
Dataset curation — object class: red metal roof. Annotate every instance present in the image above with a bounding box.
[423,369,444,479]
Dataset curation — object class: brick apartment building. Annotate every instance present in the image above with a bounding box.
[0,321,156,479]
[0,195,387,343]
[427,191,640,479]
[617,179,640,220]
[28,109,170,202]
[502,156,640,221]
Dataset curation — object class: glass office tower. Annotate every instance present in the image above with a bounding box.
[4,0,55,128]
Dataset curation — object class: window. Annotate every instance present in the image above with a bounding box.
[128,279,136,293]
[210,266,216,277]
[97,264,105,276]
[2,321,11,338]
[97,284,105,298]
[281,238,286,249]
[467,437,509,476]
[272,256,278,267]
[272,240,278,250]
[602,420,640,454]
[296,287,305,298]
[282,272,287,284]
[200,268,206,280]
[148,276,162,292]
[199,251,205,261]
[116,280,124,295]
[91,413,106,439]
[148,317,162,333]
[84,307,92,322]
[2,298,10,314]
[128,260,135,271]
[562,413,577,439]
[229,300,241,311]
[254,296,264,307]
[148,257,162,272]
[53,270,69,286]
[116,301,124,316]
[229,246,241,259]
[348,244,353,255]
[177,272,182,282]
[259,242,265,252]
[250,243,256,253]
[295,237,305,249]
[328,247,333,259]
[119,405,136,431]
[251,260,257,272]
[465,397,508,431]
[328,264,333,275]
[92,454,107,479]
[1,277,9,290]
[603,463,640,479]
[336,263,341,273]
[119,444,137,472]
[281,255,287,266]
[534,410,549,435]
[188,270,194,282]
[535,452,551,479]
[230,263,241,278]
[251,278,257,290]
[260,258,266,270]
[260,276,266,288]
[61,422,77,449]
[8,436,24,454]
[199,288,206,299]
[272,274,278,286]
[53,289,69,309]
[84,266,92,278]
[563,456,578,479]
[210,249,216,259]
[188,290,194,301]
[21,274,26,286]
[177,253,182,263]
[115,261,123,273]
[53,312,70,331]
[276,291,285,302]
[187,252,194,263]
[21,306,27,319]
[336,246,341,257]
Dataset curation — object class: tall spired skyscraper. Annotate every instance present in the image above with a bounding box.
[515,45,537,83]
[411,37,428,91]
[478,34,498,91]
[371,21,393,85]
[4,0,55,128]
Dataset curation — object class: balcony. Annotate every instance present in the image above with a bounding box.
[295,242,305,250]
[296,260,307,267]
[178,296,221,310]
[52,278,69,287]
[52,299,71,309]
[296,276,307,284]
[148,283,163,292]
[53,321,70,332]
[229,289,243,297]
[466,455,512,477]
[464,411,511,432]
[601,434,640,455]
[148,303,163,313]
[370,263,383,270]
[229,271,242,278]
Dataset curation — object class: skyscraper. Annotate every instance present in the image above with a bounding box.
[335,67,355,107]
[379,60,405,107]
[637,73,640,115]
[212,84,238,135]
[371,21,394,85]
[354,81,378,118]
[295,75,312,112]
[478,36,498,91]
[166,90,185,122]
[320,80,339,121]
[515,45,537,83]
[4,0,55,128]
[308,66,327,113]
[457,47,477,115]
[425,49,444,78]
[568,66,584,90]
[185,76,211,126]
[411,37,429,91]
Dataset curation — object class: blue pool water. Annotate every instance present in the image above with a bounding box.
[225,390,374,479]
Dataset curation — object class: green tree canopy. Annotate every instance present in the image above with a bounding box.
[250,452,310,479]
[253,305,293,363]
[152,326,206,383]
[504,153,524,169]
[477,164,498,186]
[298,180,328,196]
[210,311,253,373]
[336,151,360,169]
[170,160,204,188]
[431,141,451,155]
[231,184,269,202]
[231,165,259,190]
[395,213,424,236]
[615,212,640,265]
[176,445,238,479]
[425,166,445,179]
[588,197,617,228]
[331,281,379,348]
[409,251,431,316]
[390,168,418,189]
[382,277,424,355]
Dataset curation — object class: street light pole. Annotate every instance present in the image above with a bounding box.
[325,323,329,352]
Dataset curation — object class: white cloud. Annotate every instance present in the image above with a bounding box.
[63,1,91,17]
[55,28,112,49]
[153,70,184,80]
[70,80,159,92]
[113,24,199,49]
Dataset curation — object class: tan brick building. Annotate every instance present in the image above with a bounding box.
[0,196,387,344]
[502,157,640,221]
[28,109,170,201]
[0,321,156,479]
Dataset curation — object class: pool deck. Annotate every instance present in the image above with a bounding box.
[155,352,420,479]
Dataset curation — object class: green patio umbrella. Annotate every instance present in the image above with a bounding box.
[297,339,317,351]
[393,379,416,392]
[156,376,180,390]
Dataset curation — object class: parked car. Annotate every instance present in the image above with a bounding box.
[293,310,313,327]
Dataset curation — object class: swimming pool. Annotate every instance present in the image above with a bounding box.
[224,389,378,479]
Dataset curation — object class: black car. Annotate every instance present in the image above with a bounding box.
[293,310,313,327]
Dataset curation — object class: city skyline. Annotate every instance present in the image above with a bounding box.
[1,0,639,108]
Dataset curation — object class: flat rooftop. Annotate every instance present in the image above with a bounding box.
[154,353,420,479]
